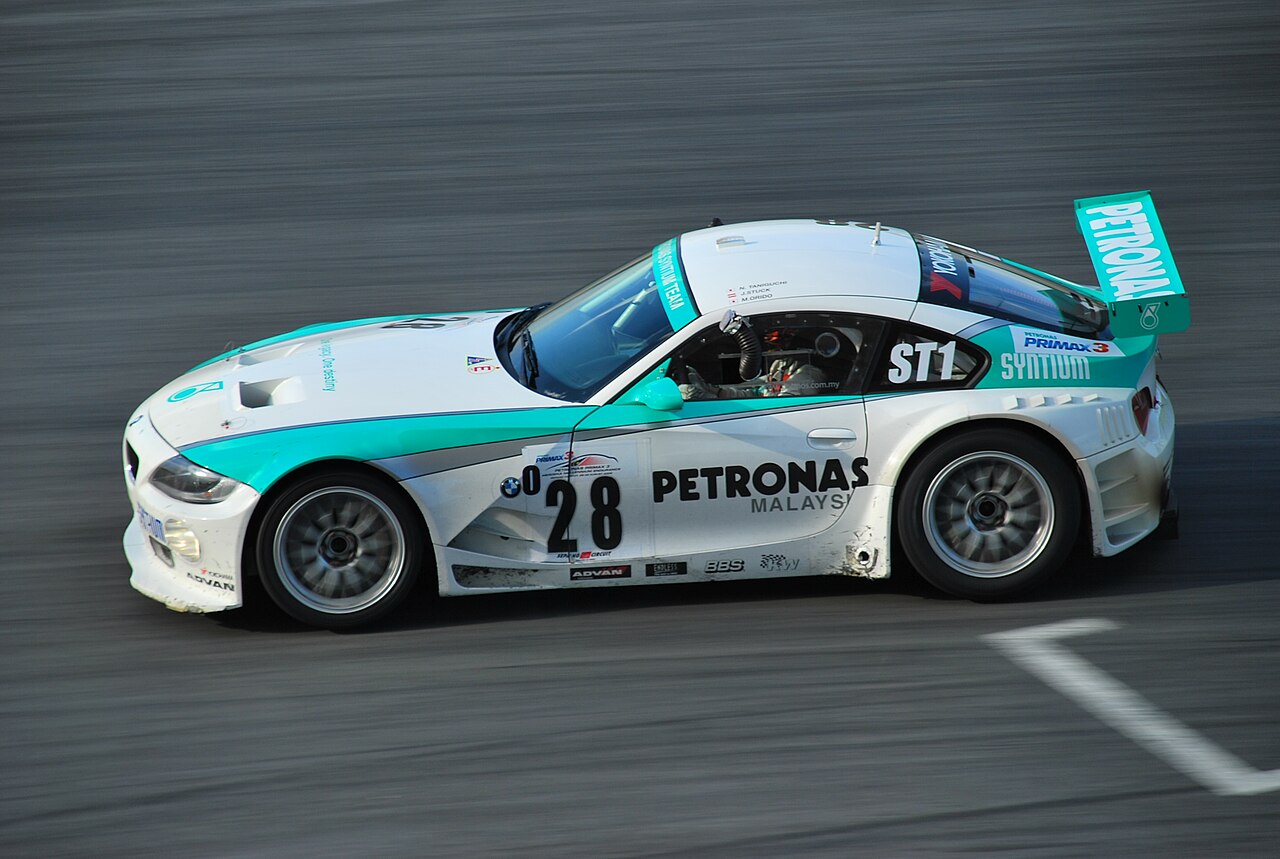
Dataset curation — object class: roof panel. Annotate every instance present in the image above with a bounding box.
[678,219,922,316]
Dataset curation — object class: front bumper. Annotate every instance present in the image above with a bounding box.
[122,411,259,613]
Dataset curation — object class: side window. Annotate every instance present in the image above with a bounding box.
[665,312,886,401]
[870,324,986,392]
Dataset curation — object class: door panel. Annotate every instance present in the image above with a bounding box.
[572,399,868,561]
[563,308,883,571]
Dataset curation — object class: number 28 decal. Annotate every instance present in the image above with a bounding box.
[520,465,623,554]
[887,340,956,384]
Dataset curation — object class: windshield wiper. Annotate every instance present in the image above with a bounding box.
[521,330,540,387]
[504,301,552,348]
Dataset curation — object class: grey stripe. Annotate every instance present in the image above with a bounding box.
[177,405,583,453]
[381,400,860,477]
[955,317,1007,340]
[377,433,572,480]
[574,399,861,442]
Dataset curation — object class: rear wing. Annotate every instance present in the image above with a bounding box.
[1074,191,1189,338]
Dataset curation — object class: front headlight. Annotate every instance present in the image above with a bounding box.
[149,455,241,504]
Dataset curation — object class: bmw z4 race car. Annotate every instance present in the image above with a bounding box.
[123,192,1187,628]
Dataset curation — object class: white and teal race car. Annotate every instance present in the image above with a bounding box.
[123,192,1187,628]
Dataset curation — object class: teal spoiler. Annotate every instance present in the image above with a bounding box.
[1074,190,1189,338]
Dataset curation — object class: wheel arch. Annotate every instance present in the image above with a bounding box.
[885,416,1092,562]
[892,417,1084,493]
[240,458,433,581]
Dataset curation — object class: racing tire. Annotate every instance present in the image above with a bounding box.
[255,468,425,629]
[896,428,1080,600]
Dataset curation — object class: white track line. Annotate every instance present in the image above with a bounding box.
[984,618,1280,797]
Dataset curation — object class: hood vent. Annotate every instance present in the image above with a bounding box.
[237,342,301,367]
[238,378,305,409]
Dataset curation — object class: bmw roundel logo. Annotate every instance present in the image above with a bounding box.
[500,477,521,498]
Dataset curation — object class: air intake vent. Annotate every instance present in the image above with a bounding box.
[238,378,305,408]
[124,443,139,482]
[1096,403,1135,448]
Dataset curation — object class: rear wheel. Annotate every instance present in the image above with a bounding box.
[896,429,1080,599]
[255,469,425,628]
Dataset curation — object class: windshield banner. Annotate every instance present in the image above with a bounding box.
[652,238,700,331]
[915,234,971,308]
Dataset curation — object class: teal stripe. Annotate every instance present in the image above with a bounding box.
[971,325,1154,389]
[188,315,424,371]
[188,310,521,372]
[183,406,593,492]
[652,238,699,330]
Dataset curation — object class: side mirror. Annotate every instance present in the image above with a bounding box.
[627,377,683,412]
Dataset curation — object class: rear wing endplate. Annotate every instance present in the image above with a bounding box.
[1074,191,1189,337]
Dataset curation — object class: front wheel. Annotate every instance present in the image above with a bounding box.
[255,469,425,628]
[896,429,1080,599]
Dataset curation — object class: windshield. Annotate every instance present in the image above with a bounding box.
[915,235,1108,337]
[499,255,676,401]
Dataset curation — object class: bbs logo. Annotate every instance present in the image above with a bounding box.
[705,559,745,573]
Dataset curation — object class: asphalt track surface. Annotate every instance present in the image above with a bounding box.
[3,2,1279,856]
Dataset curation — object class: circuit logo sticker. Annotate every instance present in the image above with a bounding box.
[541,452,621,477]
[1011,327,1124,357]
[567,453,620,475]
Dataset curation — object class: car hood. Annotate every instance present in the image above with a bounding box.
[145,311,560,450]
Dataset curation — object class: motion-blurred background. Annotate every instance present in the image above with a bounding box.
[3,2,1278,856]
